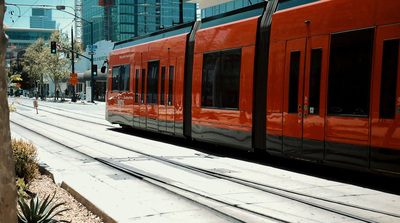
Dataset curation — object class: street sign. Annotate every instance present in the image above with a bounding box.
[70,73,78,78]
[69,78,79,86]
[88,45,98,52]
[88,51,96,55]
[56,43,62,50]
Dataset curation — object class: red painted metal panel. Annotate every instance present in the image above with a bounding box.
[239,46,255,112]
[267,41,285,113]
[375,0,400,26]
[270,0,375,43]
[195,17,258,54]
[192,54,203,108]
[326,117,369,142]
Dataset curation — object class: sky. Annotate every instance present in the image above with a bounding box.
[4,0,75,33]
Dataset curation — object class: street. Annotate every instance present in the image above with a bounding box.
[9,97,400,223]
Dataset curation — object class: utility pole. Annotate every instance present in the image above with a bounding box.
[71,26,77,102]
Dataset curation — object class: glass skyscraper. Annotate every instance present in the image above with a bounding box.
[82,0,196,48]
[201,0,265,18]
[30,8,56,29]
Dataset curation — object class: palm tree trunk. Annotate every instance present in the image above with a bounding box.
[0,0,18,222]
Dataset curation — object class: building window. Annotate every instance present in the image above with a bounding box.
[201,48,241,109]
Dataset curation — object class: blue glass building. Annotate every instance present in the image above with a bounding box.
[30,8,56,29]
[82,0,196,48]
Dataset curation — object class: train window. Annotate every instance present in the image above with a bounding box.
[112,66,120,91]
[135,69,139,103]
[201,48,241,109]
[308,49,322,115]
[111,65,130,92]
[327,28,374,117]
[147,61,159,104]
[141,69,145,102]
[168,66,174,105]
[120,65,130,92]
[380,39,399,119]
[288,51,300,114]
[161,66,166,105]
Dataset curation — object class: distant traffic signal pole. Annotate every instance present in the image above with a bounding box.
[71,27,76,102]
[57,5,95,103]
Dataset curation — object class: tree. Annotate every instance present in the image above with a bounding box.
[21,30,82,100]
[46,30,82,100]
[21,37,47,99]
[0,0,18,221]
[46,31,70,100]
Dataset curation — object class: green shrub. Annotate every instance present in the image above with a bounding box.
[12,138,39,184]
[16,177,29,198]
[18,192,70,223]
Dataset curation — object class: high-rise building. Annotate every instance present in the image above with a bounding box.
[200,0,264,18]
[30,8,56,29]
[82,0,196,48]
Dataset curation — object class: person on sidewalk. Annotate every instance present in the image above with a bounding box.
[56,89,60,101]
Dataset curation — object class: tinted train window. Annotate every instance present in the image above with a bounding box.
[135,69,139,103]
[161,66,166,105]
[308,49,322,115]
[380,39,399,119]
[147,61,159,104]
[327,28,374,117]
[168,66,174,105]
[288,51,300,114]
[201,48,241,109]
[111,65,130,92]
[112,67,120,91]
[141,69,145,102]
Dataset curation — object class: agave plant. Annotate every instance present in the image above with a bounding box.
[17,192,70,223]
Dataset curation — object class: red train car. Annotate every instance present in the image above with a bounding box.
[106,0,400,176]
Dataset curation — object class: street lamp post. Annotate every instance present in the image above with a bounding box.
[57,6,95,103]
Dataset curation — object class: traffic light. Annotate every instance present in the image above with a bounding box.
[92,64,97,76]
[51,41,56,54]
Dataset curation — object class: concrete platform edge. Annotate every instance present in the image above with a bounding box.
[38,164,117,223]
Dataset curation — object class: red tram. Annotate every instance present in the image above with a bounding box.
[106,0,400,175]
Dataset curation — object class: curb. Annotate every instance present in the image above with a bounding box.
[38,165,117,223]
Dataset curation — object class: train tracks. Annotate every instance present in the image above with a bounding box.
[9,99,400,222]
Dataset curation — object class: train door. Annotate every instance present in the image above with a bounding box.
[302,35,329,160]
[133,64,141,128]
[283,36,329,159]
[139,64,147,129]
[166,58,177,134]
[283,38,306,156]
[159,59,168,132]
[371,24,400,172]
